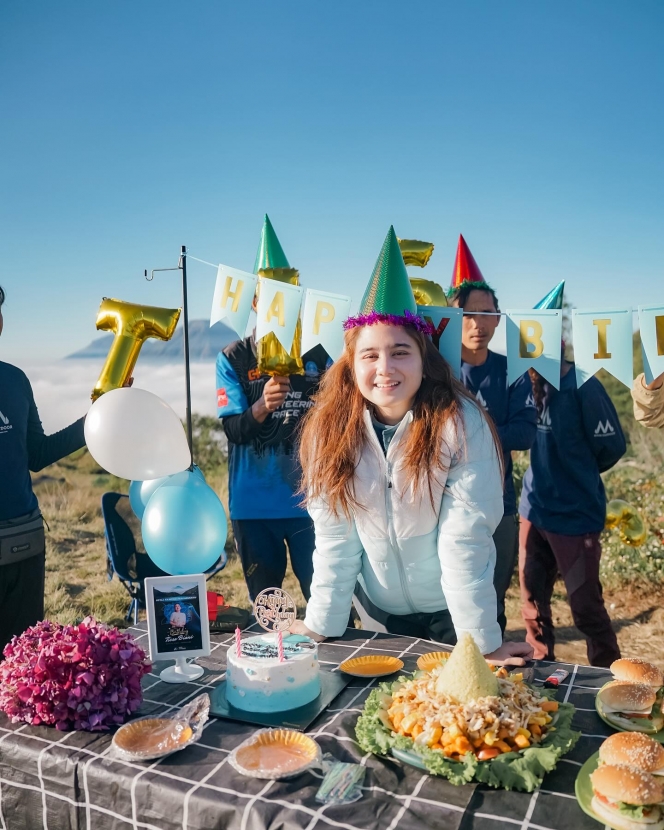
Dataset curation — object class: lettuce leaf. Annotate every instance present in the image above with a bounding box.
[616,802,657,819]
[355,678,580,792]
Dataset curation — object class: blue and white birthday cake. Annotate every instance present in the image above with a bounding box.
[226,634,321,712]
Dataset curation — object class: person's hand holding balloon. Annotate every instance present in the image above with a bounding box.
[252,376,290,423]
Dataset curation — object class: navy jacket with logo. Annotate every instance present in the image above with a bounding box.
[216,337,329,521]
[459,351,537,516]
[519,364,626,535]
[0,361,85,522]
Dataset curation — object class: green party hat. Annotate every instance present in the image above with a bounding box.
[253,214,290,274]
[534,279,565,310]
[359,226,417,316]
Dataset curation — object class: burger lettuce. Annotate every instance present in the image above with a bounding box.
[356,678,580,792]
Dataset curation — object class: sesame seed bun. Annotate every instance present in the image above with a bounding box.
[612,659,664,690]
[599,682,657,712]
[590,763,663,805]
[599,732,664,774]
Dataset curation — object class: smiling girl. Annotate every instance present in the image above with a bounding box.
[289,228,533,666]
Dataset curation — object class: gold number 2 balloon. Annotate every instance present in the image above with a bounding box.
[91,298,181,400]
[605,499,648,547]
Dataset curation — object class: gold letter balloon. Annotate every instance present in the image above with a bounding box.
[605,499,648,547]
[91,298,181,400]
[256,268,304,376]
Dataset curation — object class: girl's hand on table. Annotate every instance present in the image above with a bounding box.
[288,620,326,643]
[484,641,534,667]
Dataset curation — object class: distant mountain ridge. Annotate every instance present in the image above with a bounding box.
[66,319,237,362]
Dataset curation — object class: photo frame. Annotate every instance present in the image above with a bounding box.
[144,574,211,683]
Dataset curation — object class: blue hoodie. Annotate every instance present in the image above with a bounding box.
[519,364,626,535]
[460,351,537,516]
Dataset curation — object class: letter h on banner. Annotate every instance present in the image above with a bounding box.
[210,264,258,338]
[505,310,562,389]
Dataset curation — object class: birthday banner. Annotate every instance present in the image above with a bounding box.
[206,262,658,389]
[505,310,563,389]
[301,289,351,361]
[417,306,463,379]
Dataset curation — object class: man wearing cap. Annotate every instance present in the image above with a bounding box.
[448,235,538,635]
[216,216,328,603]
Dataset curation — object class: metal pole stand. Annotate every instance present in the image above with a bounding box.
[160,656,204,684]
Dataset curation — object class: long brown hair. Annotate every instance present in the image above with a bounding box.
[299,324,503,518]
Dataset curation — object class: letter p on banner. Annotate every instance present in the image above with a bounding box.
[506,310,562,388]
[301,289,351,362]
[638,305,664,385]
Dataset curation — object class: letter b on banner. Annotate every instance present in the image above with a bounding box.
[519,320,544,359]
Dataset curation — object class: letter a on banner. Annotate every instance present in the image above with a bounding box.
[417,306,463,378]
[505,310,562,388]
[301,289,351,362]
[255,277,302,353]
[637,305,664,385]
[210,264,257,337]
[572,309,633,388]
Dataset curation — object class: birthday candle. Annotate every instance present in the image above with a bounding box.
[235,626,242,658]
[277,630,285,662]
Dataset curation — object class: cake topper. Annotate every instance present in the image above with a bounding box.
[253,587,297,633]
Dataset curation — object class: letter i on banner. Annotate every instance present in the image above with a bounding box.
[505,310,562,388]
[572,309,633,388]
[417,306,463,378]
[301,289,351,362]
[210,265,257,337]
[638,305,664,384]
[254,277,303,354]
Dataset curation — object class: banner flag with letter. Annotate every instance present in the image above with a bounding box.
[255,277,303,353]
[572,308,633,388]
[638,305,664,385]
[301,289,351,361]
[505,310,563,389]
[210,264,257,338]
[417,306,463,378]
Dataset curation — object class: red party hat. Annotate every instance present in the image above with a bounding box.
[450,234,487,289]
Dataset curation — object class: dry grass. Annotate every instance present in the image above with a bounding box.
[35,450,660,669]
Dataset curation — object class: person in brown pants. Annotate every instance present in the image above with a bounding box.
[518,358,625,667]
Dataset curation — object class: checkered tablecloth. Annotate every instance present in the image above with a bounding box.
[0,624,616,830]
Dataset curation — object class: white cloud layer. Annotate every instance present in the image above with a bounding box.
[20,360,218,433]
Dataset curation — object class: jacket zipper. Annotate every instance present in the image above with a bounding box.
[368,415,418,615]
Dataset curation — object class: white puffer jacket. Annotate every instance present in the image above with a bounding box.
[303,399,504,653]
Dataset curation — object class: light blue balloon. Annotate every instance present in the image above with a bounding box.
[129,466,206,519]
[141,478,228,575]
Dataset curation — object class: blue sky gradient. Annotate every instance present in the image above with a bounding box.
[1,0,663,361]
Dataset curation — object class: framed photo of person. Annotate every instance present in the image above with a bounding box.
[144,574,211,683]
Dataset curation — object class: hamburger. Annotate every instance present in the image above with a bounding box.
[590,763,664,830]
[598,682,664,734]
[600,733,664,775]
[612,659,664,697]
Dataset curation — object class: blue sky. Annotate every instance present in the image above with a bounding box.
[2,0,663,362]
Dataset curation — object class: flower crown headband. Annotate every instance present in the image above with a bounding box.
[343,309,434,335]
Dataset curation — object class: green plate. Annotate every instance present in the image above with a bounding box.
[595,683,664,743]
[574,752,604,826]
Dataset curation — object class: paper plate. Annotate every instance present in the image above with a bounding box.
[339,655,404,677]
[416,651,451,672]
[230,729,321,779]
[112,718,195,760]
[595,683,664,743]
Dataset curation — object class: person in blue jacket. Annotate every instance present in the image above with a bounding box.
[0,286,87,650]
[519,354,625,667]
[449,279,537,634]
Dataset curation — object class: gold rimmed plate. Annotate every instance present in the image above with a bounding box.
[340,655,404,677]
[416,651,451,672]
[230,729,321,779]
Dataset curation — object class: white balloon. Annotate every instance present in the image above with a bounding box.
[85,388,191,480]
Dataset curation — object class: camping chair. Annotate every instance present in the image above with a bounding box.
[101,492,227,624]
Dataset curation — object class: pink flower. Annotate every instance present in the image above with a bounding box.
[0,618,151,732]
